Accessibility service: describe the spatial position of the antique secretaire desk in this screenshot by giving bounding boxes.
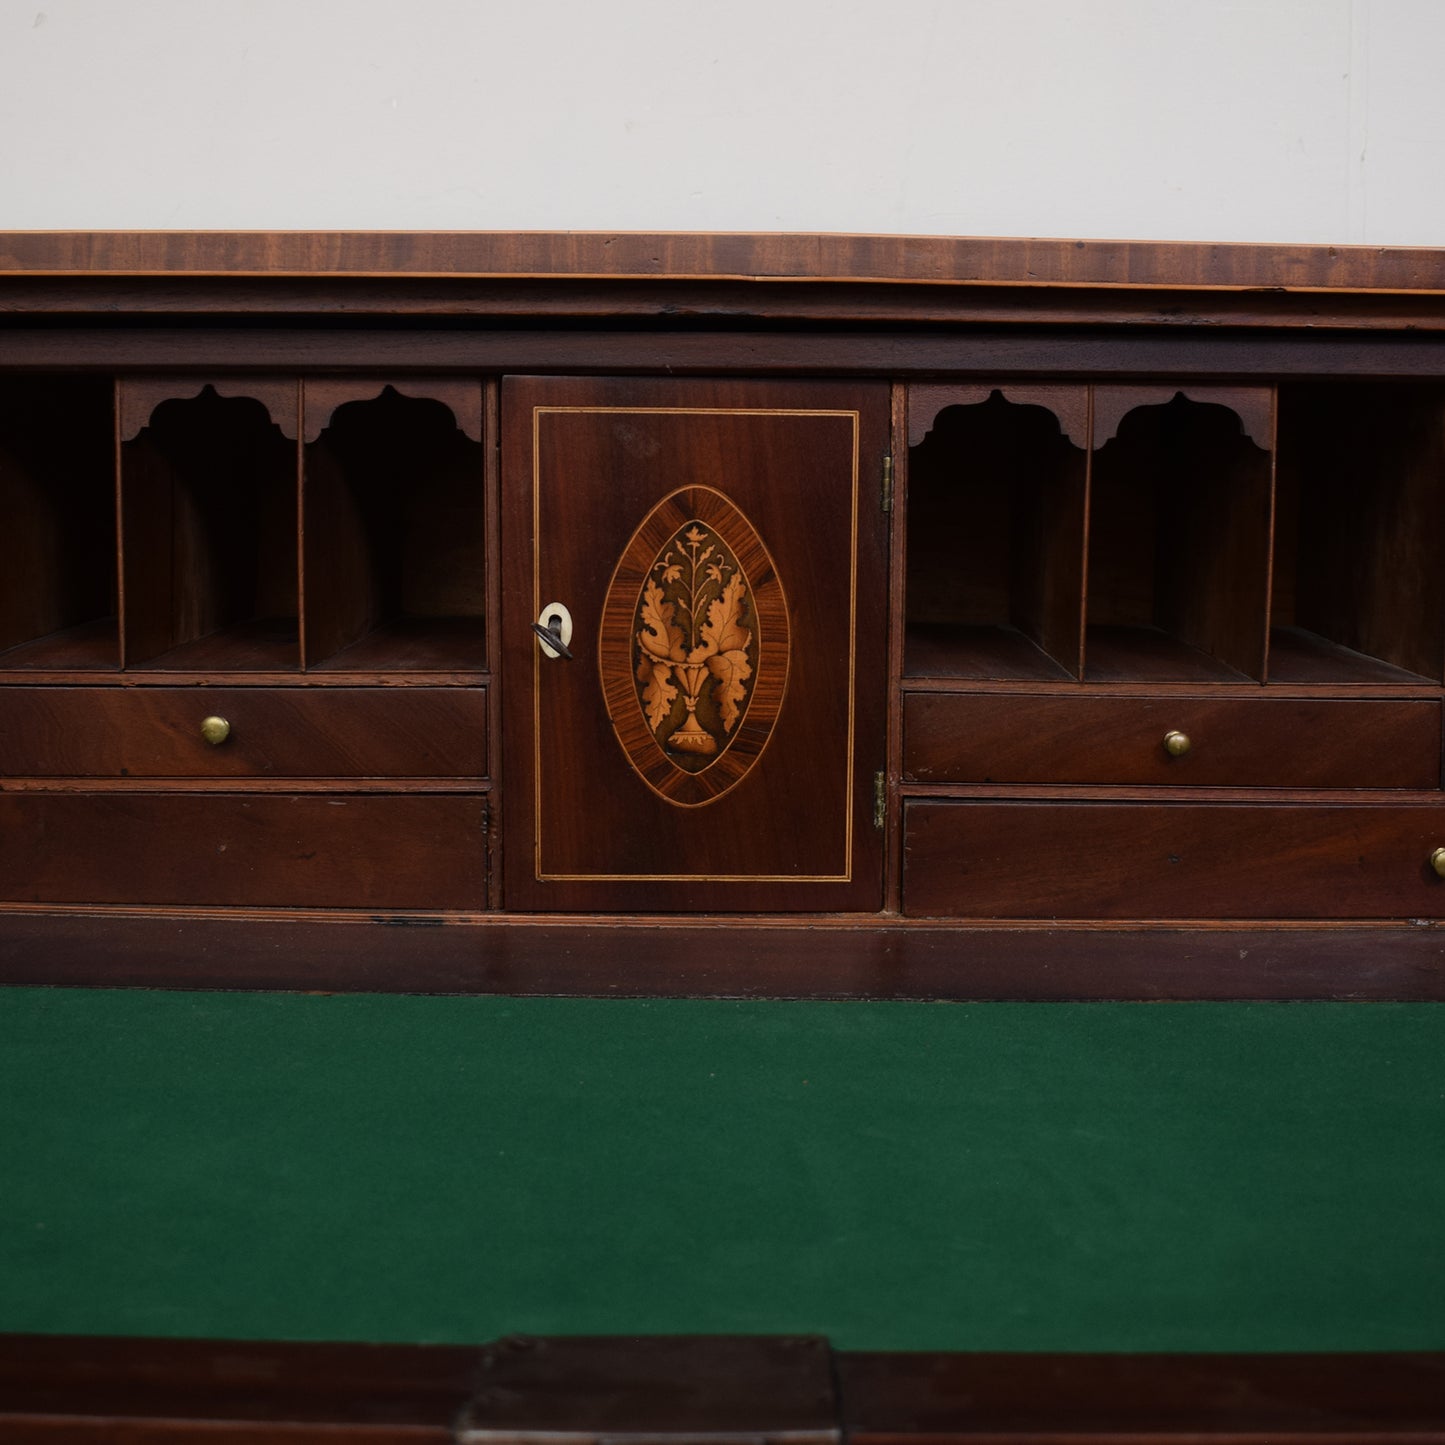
[0,233,1442,1439]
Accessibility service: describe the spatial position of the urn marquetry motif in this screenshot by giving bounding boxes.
[599,485,789,806]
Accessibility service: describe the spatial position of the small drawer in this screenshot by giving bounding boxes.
[0,686,486,778]
[904,799,1445,919]
[0,792,486,909]
[903,693,1441,788]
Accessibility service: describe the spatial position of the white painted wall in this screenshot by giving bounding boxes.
[2,0,1443,244]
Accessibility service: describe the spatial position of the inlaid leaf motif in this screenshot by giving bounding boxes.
[701,574,750,656]
[639,660,679,732]
[638,580,685,663]
[706,648,752,733]
[701,574,753,732]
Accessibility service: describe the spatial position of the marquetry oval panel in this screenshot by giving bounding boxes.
[599,485,789,806]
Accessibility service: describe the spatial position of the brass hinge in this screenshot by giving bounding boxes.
[881,453,894,513]
[873,770,887,830]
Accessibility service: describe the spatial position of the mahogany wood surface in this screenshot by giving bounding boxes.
[0,686,487,779]
[16,277,1445,332]
[0,1334,478,1443]
[118,377,300,442]
[12,327,1445,380]
[903,694,1441,789]
[5,231,1445,293]
[0,793,486,910]
[0,1335,1441,1443]
[904,800,1445,920]
[501,376,889,913]
[4,232,1445,994]
[0,619,119,672]
[2,911,1443,999]
[837,1349,1445,1443]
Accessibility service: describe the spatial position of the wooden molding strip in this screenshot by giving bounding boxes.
[3,911,1444,999]
[4,231,1445,294]
[0,1335,1441,1441]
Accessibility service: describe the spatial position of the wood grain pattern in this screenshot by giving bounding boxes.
[2,233,1445,992]
[5,231,1445,294]
[903,694,1440,789]
[0,686,486,778]
[904,799,1445,920]
[0,793,486,909]
[501,377,889,914]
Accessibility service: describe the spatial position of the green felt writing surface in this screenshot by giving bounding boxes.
[1,990,1442,1350]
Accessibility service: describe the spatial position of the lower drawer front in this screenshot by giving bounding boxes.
[903,694,1441,788]
[0,793,486,909]
[0,687,487,778]
[904,800,1445,919]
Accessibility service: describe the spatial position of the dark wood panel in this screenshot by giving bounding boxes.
[0,1335,1441,1443]
[13,277,1445,332]
[10,328,1445,380]
[0,1334,477,1442]
[460,1335,837,1442]
[3,912,1444,1000]
[904,694,1441,789]
[904,800,1445,920]
[838,1350,1445,1443]
[0,686,486,778]
[501,377,888,913]
[0,793,485,909]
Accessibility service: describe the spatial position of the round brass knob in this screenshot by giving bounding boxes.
[200,715,231,746]
[1430,848,1445,878]
[1163,730,1192,757]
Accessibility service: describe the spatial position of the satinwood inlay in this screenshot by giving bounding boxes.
[600,485,788,806]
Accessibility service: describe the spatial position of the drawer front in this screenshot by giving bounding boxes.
[0,687,486,778]
[904,693,1441,788]
[904,800,1445,919]
[0,793,486,909]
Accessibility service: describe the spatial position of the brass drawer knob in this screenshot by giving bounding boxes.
[1430,848,1445,878]
[200,715,232,746]
[1163,730,1192,757]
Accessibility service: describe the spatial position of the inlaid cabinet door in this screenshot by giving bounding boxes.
[501,378,889,912]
